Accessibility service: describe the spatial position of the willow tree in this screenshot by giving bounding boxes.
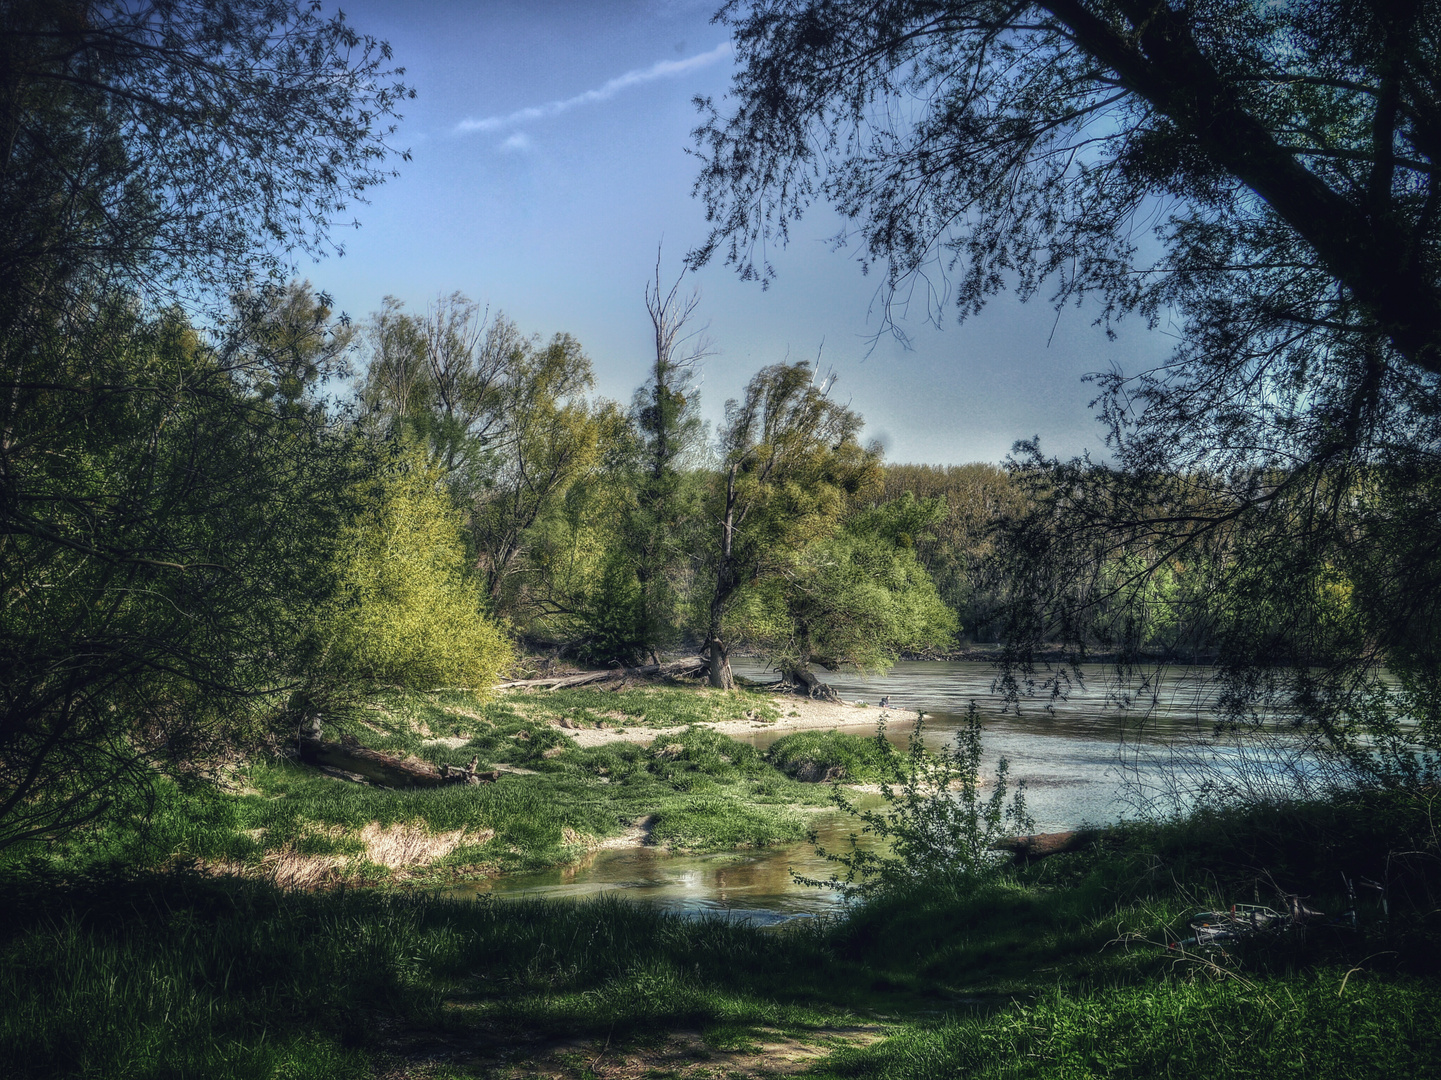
[741,494,959,698]
[702,361,880,688]
[322,441,512,690]
[692,0,1441,776]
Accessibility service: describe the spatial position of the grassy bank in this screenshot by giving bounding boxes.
[11,684,841,888]
[4,785,1439,1078]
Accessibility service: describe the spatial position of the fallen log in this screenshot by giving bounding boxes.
[989,829,1108,861]
[499,656,706,690]
[297,738,497,788]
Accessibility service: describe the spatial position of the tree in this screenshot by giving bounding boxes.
[624,255,712,660]
[0,1,409,848]
[321,440,512,689]
[693,0,1440,369]
[746,493,959,697]
[467,333,626,613]
[359,294,518,484]
[0,0,410,312]
[0,293,358,849]
[692,0,1441,772]
[882,464,1031,642]
[702,360,880,688]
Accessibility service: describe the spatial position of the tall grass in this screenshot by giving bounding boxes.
[0,869,849,1080]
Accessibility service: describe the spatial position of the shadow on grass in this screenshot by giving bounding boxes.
[0,865,908,1079]
[4,790,1441,1078]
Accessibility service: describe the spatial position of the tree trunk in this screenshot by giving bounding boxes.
[783,663,839,703]
[708,637,734,689]
[706,462,741,690]
[988,828,1107,862]
[500,656,704,689]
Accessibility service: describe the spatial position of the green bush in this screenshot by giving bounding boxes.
[804,705,1031,898]
[321,442,512,689]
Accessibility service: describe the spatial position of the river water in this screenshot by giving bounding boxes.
[454,660,1313,923]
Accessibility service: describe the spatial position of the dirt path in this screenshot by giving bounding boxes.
[373,1021,890,1079]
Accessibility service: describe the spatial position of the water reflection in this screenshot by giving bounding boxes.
[447,812,872,924]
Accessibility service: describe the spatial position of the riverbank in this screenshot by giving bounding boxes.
[5,790,1438,1078]
[10,682,902,891]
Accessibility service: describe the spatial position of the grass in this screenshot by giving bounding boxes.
[813,976,1441,1079]
[12,685,829,888]
[5,681,1441,1077]
[766,729,895,783]
[4,791,1440,1078]
[0,869,867,1080]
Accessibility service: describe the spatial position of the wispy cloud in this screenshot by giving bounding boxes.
[500,132,532,152]
[455,41,732,135]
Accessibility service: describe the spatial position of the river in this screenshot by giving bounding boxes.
[452,660,1316,923]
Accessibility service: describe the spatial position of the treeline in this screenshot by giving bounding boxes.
[346,283,962,691]
[11,261,1378,850]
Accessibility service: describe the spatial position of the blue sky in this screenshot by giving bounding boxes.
[313,0,1169,464]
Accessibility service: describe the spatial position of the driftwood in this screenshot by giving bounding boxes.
[297,738,497,788]
[989,829,1108,862]
[499,656,706,690]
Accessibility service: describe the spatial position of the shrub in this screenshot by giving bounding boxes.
[801,703,1032,897]
[321,443,511,689]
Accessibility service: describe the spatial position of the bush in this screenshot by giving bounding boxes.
[321,443,512,689]
[802,703,1032,898]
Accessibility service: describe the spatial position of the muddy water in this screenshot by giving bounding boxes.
[447,811,872,926]
[458,660,1294,922]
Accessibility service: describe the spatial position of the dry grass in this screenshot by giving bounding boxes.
[560,826,599,849]
[359,822,491,869]
[205,822,496,887]
[420,735,471,750]
[261,850,349,890]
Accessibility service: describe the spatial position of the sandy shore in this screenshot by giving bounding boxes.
[559,694,917,748]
